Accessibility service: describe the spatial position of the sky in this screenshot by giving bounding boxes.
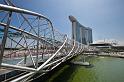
[1,0,124,45]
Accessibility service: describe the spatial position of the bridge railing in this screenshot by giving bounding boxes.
[0,2,89,82]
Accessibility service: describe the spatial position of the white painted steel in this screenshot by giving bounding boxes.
[0,3,91,82]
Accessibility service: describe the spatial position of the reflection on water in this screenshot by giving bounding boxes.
[40,56,124,82]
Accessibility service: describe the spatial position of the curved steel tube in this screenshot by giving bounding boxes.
[37,35,67,71]
[0,3,88,82]
[0,4,53,28]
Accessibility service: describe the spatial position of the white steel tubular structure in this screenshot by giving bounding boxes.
[0,1,92,82]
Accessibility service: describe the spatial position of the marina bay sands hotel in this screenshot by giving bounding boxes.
[69,16,93,45]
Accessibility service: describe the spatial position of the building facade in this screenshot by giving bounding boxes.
[69,15,93,45]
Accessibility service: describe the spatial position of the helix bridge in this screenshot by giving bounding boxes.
[0,0,95,82]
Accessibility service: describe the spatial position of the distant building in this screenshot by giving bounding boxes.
[69,15,93,45]
[90,42,112,49]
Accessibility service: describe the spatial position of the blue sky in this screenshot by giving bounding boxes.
[1,0,124,44]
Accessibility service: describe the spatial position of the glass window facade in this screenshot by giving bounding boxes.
[69,16,93,45]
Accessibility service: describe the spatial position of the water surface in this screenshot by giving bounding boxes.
[44,56,124,82]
